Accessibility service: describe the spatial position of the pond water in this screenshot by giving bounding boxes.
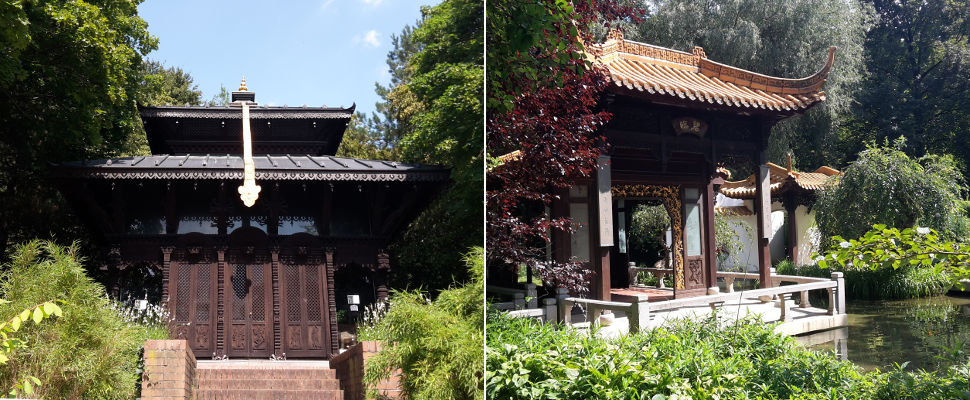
[795,294,970,372]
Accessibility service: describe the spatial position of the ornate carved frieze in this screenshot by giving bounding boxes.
[611,184,686,289]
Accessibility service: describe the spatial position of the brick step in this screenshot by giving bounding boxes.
[197,368,337,380]
[194,389,343,400]
[197,378,341,390]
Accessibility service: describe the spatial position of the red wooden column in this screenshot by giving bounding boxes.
[594,155,613,301]
[756,164,772,288]
[784,195,799,264]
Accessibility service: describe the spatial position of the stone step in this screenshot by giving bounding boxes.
[196,368,337,380]
[194,389,343,400]
[197,378,341,390]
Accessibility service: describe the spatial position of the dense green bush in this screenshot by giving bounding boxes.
[359,247,484,400]
[814,140,967,242]
[776,260,950,300]
[486,312,970,399]
[0,241,168,399]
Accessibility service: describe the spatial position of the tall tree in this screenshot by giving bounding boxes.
[0,0,156,248]
[486,1,643,292]
[386,0,483,291]
[851,0,970,171]
[363,25,420,160]
[336,113,395,160]
[628,0,874,169]
[139,60,202,106]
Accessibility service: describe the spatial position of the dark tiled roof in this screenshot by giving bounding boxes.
[55,155,449,182]
[138,104,355,120]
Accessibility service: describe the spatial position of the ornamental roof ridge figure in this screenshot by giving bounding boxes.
[235,77,261,207]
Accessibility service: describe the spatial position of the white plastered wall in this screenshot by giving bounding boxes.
[715,194,820,272]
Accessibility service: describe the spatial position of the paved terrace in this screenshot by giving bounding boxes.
[498,271,848,339]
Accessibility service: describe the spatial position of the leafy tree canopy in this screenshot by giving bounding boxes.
[0,0,156,248]
[389,0,484,291]
[138,60,202,106]
[814,139,967,242]
[849,0,970,171]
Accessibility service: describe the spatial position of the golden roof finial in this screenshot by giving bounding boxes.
[238,76,248,91]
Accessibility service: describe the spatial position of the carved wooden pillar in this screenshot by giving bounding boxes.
[270,247,282,357]
[217,183,228,236]
[216,247,226,357]
[376,250,390,300]
[325,248,338,356]
[161,247,175,309]
[268,184,280,236]
[110,182,125,234]
[165,181,177,234]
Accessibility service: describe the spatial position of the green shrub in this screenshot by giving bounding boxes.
[486,312,970,399]
[778,261,949,300]
[359,247,484,400]
[0,241,168,399]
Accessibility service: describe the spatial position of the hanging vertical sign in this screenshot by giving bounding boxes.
[597,155,613,247]
[758,164,771,238]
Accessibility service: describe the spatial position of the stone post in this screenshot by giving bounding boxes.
[524,283,538,309]
[141,340,196,399]
[626,294,650,334]
[831,272,845,314]
[543,298,557,323]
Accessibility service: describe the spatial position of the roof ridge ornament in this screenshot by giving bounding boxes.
[239,76,248,91]
[238,101,261,207]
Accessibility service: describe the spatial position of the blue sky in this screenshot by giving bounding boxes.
[138,0,440,114]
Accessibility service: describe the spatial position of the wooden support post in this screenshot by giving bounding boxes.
[756,163,772,288]
[785,195,798,264]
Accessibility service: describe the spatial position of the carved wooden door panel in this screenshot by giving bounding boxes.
[226,263,272,358]
[282,263,329,358]
[170,262,215,356]
[682,188,706,291]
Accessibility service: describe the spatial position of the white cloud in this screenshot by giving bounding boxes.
[361,0,383,6]
[363,30,380,47]
[320,0,335,11]
[353,30,381,48]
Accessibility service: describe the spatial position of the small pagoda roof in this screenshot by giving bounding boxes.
[54,155,449,182]
[589,30,835,116]
[719,159,839,199]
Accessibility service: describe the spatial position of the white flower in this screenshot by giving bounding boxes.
[839,241,851,248]
[917,227,931,235]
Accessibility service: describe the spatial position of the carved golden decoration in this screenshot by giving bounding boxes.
[238,101,261,206]
[238,76,248,91]
[611,184,685,289]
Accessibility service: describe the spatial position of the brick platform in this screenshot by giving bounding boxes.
[140,340,345,399]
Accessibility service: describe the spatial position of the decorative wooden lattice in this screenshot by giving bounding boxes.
[306,265,321,321]
[196,264,210,322]
[611,184,686,289]
[251,264,264,321]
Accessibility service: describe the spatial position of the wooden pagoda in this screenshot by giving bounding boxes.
[54,83,449,359]
[555,30,835,300]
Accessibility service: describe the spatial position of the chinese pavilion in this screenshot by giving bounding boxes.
[717,157,840,268]
[54,82,449,359]
[551,30,835,300]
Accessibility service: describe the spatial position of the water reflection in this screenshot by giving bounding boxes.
[795,295,970,371]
